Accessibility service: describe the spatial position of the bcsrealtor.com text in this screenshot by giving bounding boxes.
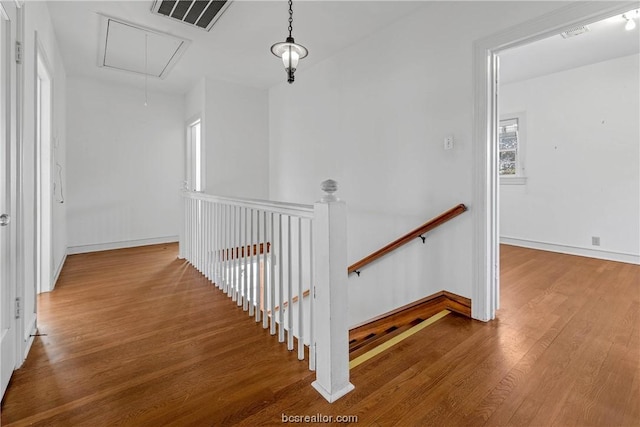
[282,413,358,423]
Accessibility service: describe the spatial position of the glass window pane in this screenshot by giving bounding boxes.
[500,150,516,163]
[499,161,516,175]
[499,116,521,176]
[499,133,518,150]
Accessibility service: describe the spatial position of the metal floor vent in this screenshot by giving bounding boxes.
[560,25,590,39]
[151,1,231,31]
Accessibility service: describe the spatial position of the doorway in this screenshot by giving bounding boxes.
[471,1,639,321]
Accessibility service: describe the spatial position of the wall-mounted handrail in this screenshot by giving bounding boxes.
[347,204,467,275]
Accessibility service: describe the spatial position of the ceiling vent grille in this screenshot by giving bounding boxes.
[560,25,590,39]
[151,1,231,31]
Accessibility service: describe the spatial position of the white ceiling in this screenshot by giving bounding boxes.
[46,2,640,94]
[500,10,640,84]
[47,0,427,94]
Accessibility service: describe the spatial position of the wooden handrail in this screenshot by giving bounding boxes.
[347,204,467,275]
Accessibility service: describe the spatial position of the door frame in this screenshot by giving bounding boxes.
[34,32,53,295]
[471,1,639,321]
[0,0,20,399]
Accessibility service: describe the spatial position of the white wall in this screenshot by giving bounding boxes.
[268,1,566,326]
[204,78,269,199]
[66,77,184,253]
[500,54,640,264]
[19,0,67,357]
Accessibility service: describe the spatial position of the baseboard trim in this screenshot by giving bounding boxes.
[67,236,179,255]
[500,236,640,265]
[52,253,67,291]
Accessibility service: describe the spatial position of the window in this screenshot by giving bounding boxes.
[499,114,527,184]
[186,117,203,191]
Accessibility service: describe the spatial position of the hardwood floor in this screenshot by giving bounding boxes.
[1,244,638,426]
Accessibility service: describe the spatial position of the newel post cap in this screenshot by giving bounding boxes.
[320,179,339,202]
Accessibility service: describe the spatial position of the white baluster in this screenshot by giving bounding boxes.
[248,209,254,317]
[236,206,242,306]
[309,218,315,371]
[197,200,202,272]
[189,198,194,263]
[287,215,293,351]
[243,207,249,311]
[298,216,304,360]
[278,213,284,343]
[231,205,237,301]
[262,211,268,329]
[214,202,219,287]
[185,196,190,261]
[228,204,233,295]
[224,204,231,295]
[193,199,198,270]
[255,210,262,323]
[179,194,185,259]
[204,201,210,279]
[269,212,276,335]
[216,202,222,287]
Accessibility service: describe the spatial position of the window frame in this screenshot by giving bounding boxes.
[499,112,527,185]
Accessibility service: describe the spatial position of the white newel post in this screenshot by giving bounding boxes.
[311,179,354,403]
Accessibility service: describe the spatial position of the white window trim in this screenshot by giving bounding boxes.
[499,111,527,185]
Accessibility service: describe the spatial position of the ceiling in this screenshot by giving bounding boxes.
[47,1,427,94]
[500,9,640,84]
[46,2,640,95]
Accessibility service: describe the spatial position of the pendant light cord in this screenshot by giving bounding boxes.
[288,0,293,38]
[144,34,148,106]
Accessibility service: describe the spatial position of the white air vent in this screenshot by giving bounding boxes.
[560,25,590,39]
[97,15,191,79]
[151,0,232,31]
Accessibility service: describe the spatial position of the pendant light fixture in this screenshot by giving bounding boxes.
[270,0,308,84]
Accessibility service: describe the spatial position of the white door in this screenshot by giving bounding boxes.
[0,0,18,399]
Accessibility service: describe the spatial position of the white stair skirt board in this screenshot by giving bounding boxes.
[500,236,640,265]
[67,236,179,255]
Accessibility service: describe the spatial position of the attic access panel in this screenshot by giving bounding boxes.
[97,15,190,79]
[151,1,232,31]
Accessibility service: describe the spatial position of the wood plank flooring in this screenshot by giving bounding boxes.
[1,243,638,426]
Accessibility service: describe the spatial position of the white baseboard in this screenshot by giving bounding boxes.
[21,315,37,365]
[67,236,179,255]
[51,252,67,291]
[500,236,640,265]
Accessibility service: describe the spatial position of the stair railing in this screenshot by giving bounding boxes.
[180,180,353,403]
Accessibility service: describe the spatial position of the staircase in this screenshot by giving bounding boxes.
[348,290,470,368]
